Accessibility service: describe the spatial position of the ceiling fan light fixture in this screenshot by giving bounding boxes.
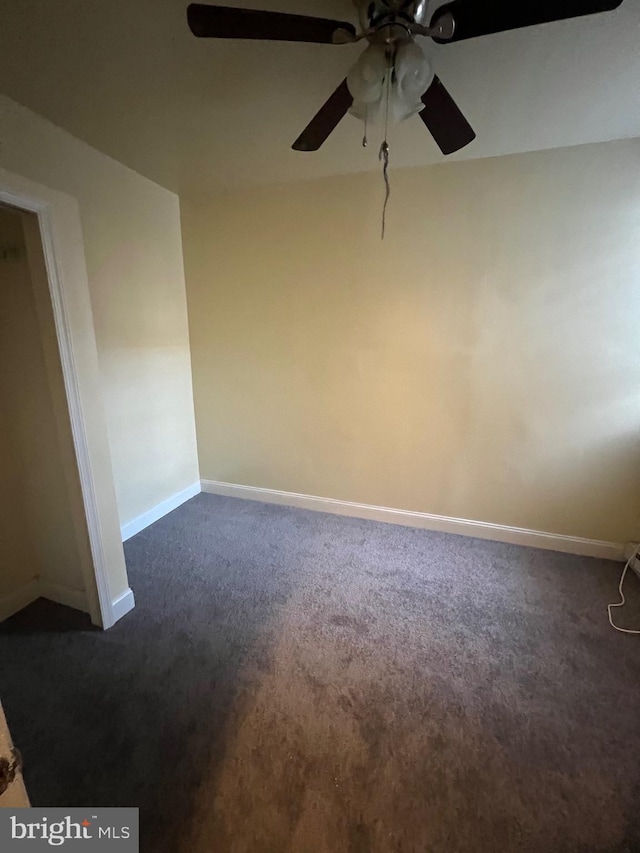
[347,41,433,124]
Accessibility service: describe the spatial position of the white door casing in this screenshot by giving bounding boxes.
[0,167,133,629]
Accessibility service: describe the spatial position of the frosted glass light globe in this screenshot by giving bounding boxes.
[347,41,433,124]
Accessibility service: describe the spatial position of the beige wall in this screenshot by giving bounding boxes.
[0,401,35,598]
[0,95,199,528]
[0,205,85,601]
[0,209,38,599]
[183,138,640,544]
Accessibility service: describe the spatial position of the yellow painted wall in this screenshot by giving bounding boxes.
[0,206,38,598]
[0,205,85,600]
[0,95,199,528]
[182,138,640,544]
[0,403,35,598]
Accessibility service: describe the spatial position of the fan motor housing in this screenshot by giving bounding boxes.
[354,0,431,29]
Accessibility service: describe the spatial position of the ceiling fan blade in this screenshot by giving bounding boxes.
[432,0,623,43]
[418,76,476,155]
[292,80,353,151]
[187,4,356,43]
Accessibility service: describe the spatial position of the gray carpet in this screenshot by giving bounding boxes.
[1,493,639,852]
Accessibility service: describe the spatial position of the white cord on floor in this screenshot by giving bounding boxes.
[608,553,640,634]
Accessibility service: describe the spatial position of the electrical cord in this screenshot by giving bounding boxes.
[608,550,640,634]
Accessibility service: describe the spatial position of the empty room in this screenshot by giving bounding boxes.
[0,1,639,850]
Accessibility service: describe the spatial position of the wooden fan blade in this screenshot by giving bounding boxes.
[292,80,353,151]
[432,0,623,43]
[418,76,476,155]
[187,4,356,43]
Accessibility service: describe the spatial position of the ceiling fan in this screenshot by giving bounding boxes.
[187,0,624,155]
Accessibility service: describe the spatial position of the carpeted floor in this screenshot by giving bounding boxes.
[1,493,639,852]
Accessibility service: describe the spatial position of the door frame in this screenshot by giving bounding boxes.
[0,168,133,629]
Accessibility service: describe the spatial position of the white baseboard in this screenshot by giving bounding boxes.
[110,587,136,624]
[0,579,40,623]
[121,481,201,542]
[201,479,625,562]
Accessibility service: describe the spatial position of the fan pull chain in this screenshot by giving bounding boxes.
[379,141,390,240]
[363,107,369,148]
[378,49,394,241]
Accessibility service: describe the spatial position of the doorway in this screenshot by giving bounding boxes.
[0,170,133,629]
[0,202,94,620]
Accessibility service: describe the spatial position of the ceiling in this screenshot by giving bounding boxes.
[0,0,638,194]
